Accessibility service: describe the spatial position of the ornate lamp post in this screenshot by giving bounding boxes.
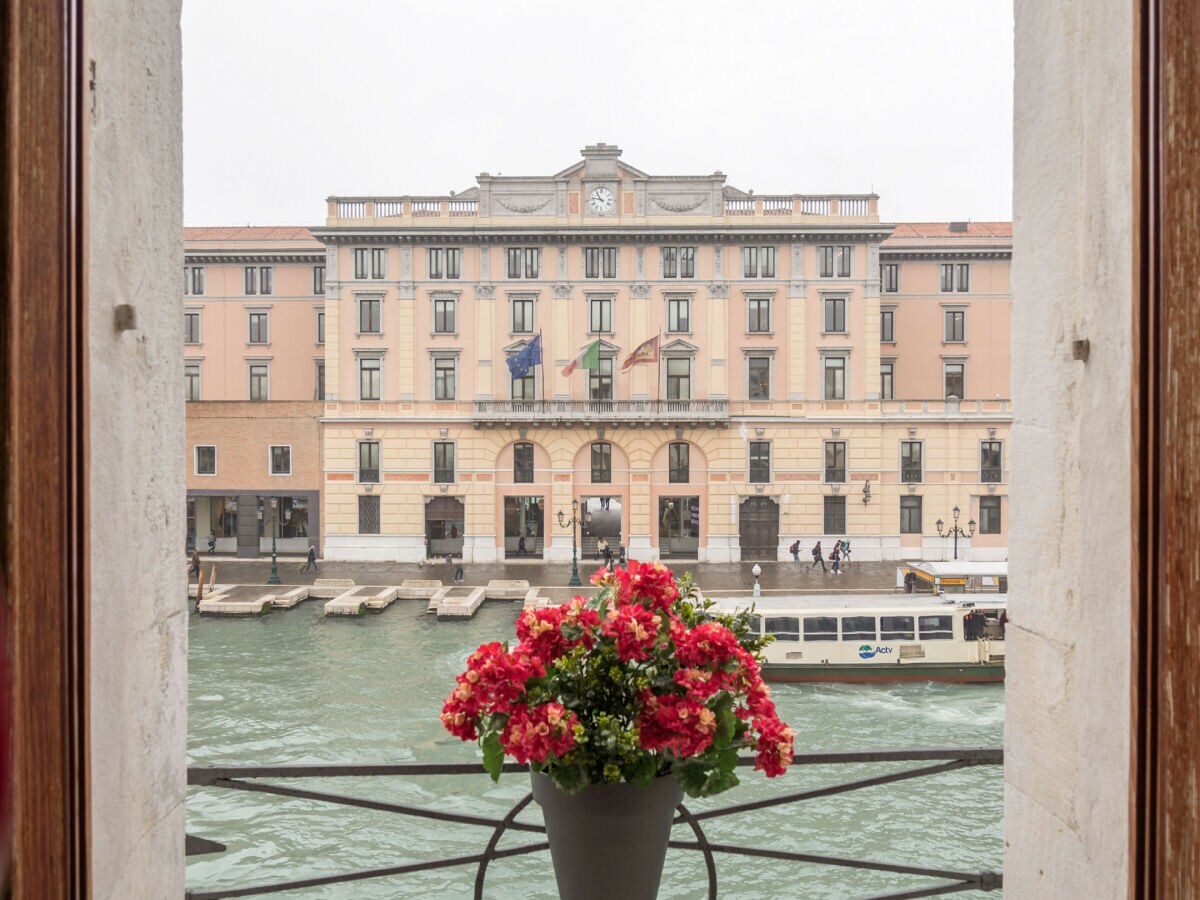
[557,499,583,588]
[266,496,282,585]
[935,505,976,561]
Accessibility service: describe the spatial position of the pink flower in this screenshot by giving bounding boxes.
[676,622,741,668]
[752,716,795,777]
[637,692,719,757]
[608,561,680,612]
[440,641,547,742]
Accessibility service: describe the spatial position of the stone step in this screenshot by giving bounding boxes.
[324,588,367,616]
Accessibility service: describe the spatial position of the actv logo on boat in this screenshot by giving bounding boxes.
[857,645,895,659]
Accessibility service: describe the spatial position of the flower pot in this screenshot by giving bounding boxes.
[531,771,683,900]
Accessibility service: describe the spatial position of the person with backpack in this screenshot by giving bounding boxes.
[830,541,842,576]
[840,538,851,569]
[811,540,826,572]
[789,539,801,562]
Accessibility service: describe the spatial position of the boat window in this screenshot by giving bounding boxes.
[749,614,763,636]
[803,616,838,642]
[880,615,915,641]
[765,617,800,641]
[918,615,954,640]
[841,616,877,641]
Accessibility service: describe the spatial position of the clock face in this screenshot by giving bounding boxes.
[588,186,615,213]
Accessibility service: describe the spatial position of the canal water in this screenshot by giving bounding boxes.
[187,601,1003,899]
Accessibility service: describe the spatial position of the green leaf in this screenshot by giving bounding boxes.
[630,754,658,787]
[715,704,737,746]
[481,731,505,782]
[674,759,710,797]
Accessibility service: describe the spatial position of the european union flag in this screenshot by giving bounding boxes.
[507,334,542,379]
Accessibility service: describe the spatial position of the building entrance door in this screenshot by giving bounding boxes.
[582,496,623,563]
[425,497,465,558]
[658,496,699,559]
[738,497,779,560]
[504,496,544,558]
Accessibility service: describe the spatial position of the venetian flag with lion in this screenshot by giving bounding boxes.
[620,334,660,372]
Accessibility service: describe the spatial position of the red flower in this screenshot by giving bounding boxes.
[637,692,719,757]
[601,604,662,662]
[607,560,680,612]
[439,641,546,743]
[752,716,795,777]
[501,702,579,764]
[676,622,741,668]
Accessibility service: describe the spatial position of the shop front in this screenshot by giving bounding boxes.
[187,491,319,558]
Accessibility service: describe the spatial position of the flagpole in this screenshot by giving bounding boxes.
[657,332,662,403]
[539,330,545,405]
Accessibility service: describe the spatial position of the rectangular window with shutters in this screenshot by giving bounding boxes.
[748,441,771,483]
[979,495,1002,533]
[184,265,205,295]
[662,246,678,279]
[354,248,369,279]
[585,247,618,278]
[427,247,460,280]
[358,441,380,483]
[433,441,455,483]
[818,245,835,277]
[834,245,852,277]
[370,248,386,279]
[358,495,381,535]
[824,495,846,533]
[900,495,923,533]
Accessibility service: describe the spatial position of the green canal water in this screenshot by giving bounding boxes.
[187,601,1004,899]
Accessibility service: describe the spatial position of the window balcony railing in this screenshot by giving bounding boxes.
[358,469,380,484]
[825,467,847,483]
[901,468,924,483]
[980,468,1002,483]
[473,399,729,426]
[186,748,1002,899]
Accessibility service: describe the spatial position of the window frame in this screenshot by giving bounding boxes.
[358,494,381,535]
[316,310,325,344]
[588,356,614,401]
[665,357,692,401]
[666,294,691,333]
[358,293,382,334]
[184,265,205,296]
[746,293,772,333]
[823,495,847,533]
[824,295,847,333]
[248,363,269,401]
[979,495,1002,534]
[247,310,269,344]
[747,356,772,401]
[900,495,923,534]
[432,355,457,401]
[432,293,457,334]
[513,442,534,484]
[880,360,895,400]
[312,265,325,295]
[748,440,771,483]
[591,442,612,483]
[184,310,201,344]
[900,440,923,483]
[510,294,535,333]
[944,308,966,342]
[668,441,690,483]
[194,444,216,476]
[357,440,380,484]
[944,361,965,400]
[358,356,382,401]
[824,440,847,482]
[588,293,614,334]
[268,444,292,477]
[881,262,899,292]
[823,355,846,400]
[880,308,895,342]
[433,441,456,483]
[981,440,1003,482]
[315,359,325,401]
[185,363,201,401]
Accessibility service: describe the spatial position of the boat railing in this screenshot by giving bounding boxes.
[185,748,1003,898]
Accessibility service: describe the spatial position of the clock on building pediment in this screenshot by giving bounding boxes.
[586,185,616,215]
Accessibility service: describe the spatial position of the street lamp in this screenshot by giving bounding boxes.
[935,505,976,560]
[266,496,281,585]
[752,563,762,598]
[557,499,582,587]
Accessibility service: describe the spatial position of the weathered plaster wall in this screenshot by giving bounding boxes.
[87,0,185,896]
[1008,0,1132,894]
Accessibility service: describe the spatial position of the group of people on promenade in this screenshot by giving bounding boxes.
[789,538,851,575]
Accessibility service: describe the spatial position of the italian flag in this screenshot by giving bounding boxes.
[561,339,601,376]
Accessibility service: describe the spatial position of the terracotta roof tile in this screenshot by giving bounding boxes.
[887,222,1012,239]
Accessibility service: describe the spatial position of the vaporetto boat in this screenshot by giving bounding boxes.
[709,592,1007,684]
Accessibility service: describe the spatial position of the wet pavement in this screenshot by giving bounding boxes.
[192,553,904,600]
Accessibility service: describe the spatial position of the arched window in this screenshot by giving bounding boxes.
[514,442,534,483]
[669,442,690,483]
[591,442,612,483]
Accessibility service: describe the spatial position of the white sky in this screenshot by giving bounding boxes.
[182,0,1013,227]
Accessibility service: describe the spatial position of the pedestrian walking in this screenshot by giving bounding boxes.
[830,542,842,576]
[840,538,851,569]
[810,541,826,572]
[189,548,201,577]
[304,544,318,573]
[789,539,801,562]
[597,535,608,562]
[517,534,528,555]
[454,561,465,584]
[207,530,216,554]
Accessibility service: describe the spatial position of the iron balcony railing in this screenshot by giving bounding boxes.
[186,747,1002,899]
[472,399,730,426]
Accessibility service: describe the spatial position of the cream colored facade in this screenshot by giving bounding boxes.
[305,144,1012,563]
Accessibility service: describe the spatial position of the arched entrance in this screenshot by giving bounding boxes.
[738,497,779,561]
[658,496,700,559]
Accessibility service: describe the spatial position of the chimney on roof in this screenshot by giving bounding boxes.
[949,221,969,233]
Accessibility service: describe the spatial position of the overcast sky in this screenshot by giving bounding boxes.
[182,0,1013,227]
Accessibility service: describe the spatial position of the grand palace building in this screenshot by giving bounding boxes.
[184,144,1011,563]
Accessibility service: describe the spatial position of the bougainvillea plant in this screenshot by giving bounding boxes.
[441,561,794,797]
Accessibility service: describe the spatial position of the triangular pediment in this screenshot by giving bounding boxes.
[551,159,651,181]
[502,337,538,353]
[662,338,699,354]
